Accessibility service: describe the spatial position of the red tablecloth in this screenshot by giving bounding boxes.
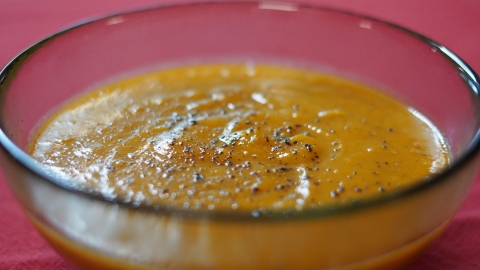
[1,1,479,269]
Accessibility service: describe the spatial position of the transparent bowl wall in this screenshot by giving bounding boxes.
[1,2,480,270]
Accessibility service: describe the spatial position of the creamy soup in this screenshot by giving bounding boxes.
[29,64,449,212]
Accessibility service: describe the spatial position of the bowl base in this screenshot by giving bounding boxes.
[28,213,450,270]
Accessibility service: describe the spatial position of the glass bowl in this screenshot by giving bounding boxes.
[1,2,479,269]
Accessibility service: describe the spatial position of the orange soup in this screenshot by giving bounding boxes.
[29,64,449,212]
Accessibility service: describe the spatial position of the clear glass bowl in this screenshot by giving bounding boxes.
[1,2,480,269]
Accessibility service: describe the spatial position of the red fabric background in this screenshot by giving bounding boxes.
[1,1,479,269]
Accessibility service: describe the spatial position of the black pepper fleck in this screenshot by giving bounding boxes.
[305,144,312,152]
[192,172,204,182]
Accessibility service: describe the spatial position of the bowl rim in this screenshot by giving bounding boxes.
[1,1,480,221]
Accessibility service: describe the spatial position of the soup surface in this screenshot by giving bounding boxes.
[29,64,449,211]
